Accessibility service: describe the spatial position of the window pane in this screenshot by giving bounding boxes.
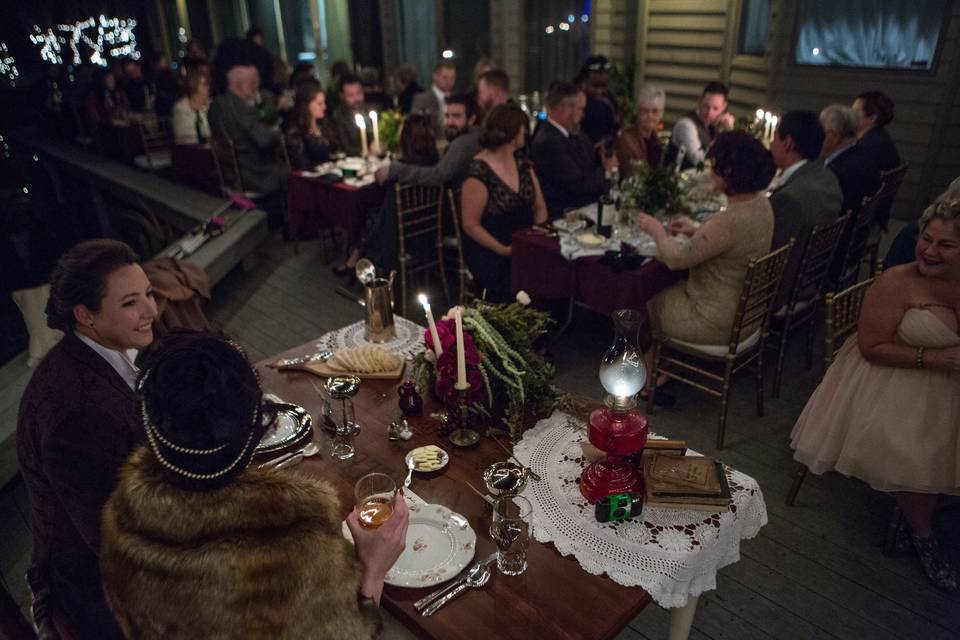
[795,0,948,70]
[739,0,770,56]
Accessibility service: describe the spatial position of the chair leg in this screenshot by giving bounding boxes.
[755,349,766,418]
[400,264,408,318]
[785,463,807,506]
[804,311,817,371]
[716,358,735,449]
[771,329,788,399]
[646,340,661,416]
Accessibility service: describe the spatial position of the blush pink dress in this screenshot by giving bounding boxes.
[790,308,960,494]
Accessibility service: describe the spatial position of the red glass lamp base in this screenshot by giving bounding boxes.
[580,455,644,503]
[579,405,649,504]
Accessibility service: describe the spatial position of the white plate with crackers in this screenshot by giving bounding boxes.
[406,445,449,473]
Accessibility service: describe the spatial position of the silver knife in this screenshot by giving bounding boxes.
[413,552,496,612]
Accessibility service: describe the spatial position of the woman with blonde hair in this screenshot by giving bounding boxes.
[791,196,960,592]
[171,70,211,145]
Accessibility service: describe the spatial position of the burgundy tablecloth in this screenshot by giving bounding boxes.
[510,228,684,316]
[171,144,218,195]
[286,173,386,243]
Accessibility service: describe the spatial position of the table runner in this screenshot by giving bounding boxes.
[513,411,767,608]
[315,316,425,359]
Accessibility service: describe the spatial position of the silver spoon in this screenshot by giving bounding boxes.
[421,564,492,616]
[404,456,416,488]
[355,258,376,285]
[272,442,321,470]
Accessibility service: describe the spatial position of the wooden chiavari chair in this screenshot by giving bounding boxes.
[769,216,849,398]
[646,241,794,449]
[133,115,173,171]
[395,183,447,316]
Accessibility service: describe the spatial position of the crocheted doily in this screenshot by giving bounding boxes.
[512,412,768,608]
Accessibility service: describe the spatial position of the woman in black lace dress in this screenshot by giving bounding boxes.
[284,80,337,169]
[461,104,548,301]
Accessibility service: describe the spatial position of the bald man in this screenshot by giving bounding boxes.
[208,65,283,196]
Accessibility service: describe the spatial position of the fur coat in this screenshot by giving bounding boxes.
[100,448,380,639]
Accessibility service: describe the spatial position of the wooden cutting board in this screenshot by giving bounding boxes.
[278,359,406,380]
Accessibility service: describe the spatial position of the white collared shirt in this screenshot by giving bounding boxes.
[823,141,856,167]
[77,333,139,391]
[548,117,570,138]
[432,84,447,109]
[768,159,808,191]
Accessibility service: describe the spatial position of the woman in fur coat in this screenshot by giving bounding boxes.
[100,331,409,639]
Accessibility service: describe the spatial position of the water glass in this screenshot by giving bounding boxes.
[490,496,532,576]
[330,396,359,460]
[354,473,396,529]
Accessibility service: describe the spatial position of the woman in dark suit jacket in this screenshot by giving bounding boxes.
[16,239,157,639]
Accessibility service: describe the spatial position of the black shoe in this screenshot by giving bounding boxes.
[912,534,959,592]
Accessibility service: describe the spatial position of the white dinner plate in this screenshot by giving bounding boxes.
[342,499,476,588]
[405,445,450,473]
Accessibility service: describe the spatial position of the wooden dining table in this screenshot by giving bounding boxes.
[256,340,656,640]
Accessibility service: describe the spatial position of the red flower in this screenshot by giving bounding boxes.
[432,329,485,405]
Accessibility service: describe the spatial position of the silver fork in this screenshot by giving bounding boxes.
[413,552,497,612]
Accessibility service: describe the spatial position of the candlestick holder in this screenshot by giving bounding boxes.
[446,387,479,447]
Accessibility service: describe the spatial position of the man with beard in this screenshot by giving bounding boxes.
[376,94,480,188]
[475,69,510,120]
[531,82,614,218]
[329,74,373,156]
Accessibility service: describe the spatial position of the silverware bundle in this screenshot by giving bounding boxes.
[414,552,497,616]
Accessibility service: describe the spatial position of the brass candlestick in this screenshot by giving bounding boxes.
[447,386,479,447]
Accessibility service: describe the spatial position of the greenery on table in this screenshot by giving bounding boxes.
[620,161,686,219]
[609,63,636,128]
[378,109,404,154]
[412,300,559,441]
[735,115,766,143]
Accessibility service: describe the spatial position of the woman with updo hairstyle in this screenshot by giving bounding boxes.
[460,103,548,301]
[635,131,774,398]
[791,198,960,592]
[17,239,157,639]
[284,78,337,169]
[100,330,409,638]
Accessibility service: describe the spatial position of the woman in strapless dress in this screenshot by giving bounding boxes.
[791,198,960,592]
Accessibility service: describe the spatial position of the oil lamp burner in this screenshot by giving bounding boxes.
[580,309,649,503]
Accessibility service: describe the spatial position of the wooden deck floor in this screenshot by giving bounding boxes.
[2,233,958,639]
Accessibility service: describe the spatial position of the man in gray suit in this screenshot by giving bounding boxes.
[375,94,479,188]
[769,110,842,307]
[207,65,283,196]
[411,61,456,139]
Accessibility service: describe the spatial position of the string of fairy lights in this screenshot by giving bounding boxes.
[27,15,139,69]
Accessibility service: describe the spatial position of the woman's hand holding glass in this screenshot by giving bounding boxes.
[347,489,410,603]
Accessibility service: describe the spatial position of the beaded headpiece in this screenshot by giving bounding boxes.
[138,337,263,482]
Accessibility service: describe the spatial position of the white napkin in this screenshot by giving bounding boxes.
[559,234,615,261]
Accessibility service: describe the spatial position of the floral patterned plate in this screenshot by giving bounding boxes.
[342,498,476,588]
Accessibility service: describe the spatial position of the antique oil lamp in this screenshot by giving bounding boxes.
[579,310,649,503]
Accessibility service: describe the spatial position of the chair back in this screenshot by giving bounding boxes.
[786,215,849,311]
[395,183,445,314]
[209,135,244,194]
[727,241,795,351]
[446,188,470,304]
[836,198,876,289]
[824,277,873,367]
[874,163,908,232]
[134,116,173,169]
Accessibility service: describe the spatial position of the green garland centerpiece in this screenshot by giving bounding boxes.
[377,109,404,154]
[620,161,686,221]
[412,293,559,440]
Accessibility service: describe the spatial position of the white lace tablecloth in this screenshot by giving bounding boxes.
[316,316,425,359]
[513,412,767,609]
